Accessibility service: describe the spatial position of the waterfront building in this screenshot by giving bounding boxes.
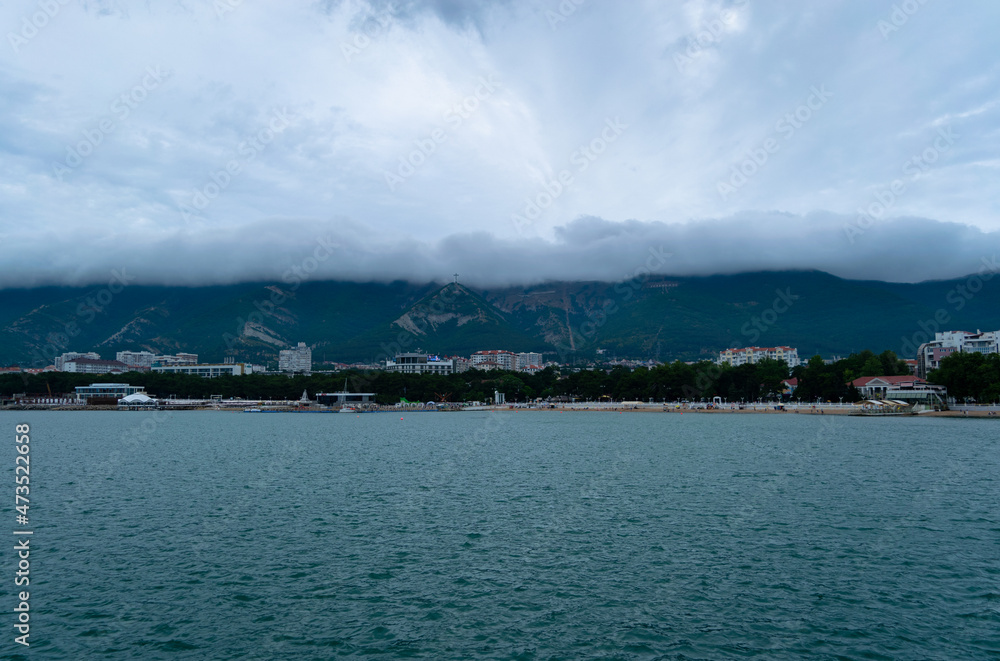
[279,342,312,375]
[75,383,146,402]
[850,375,946,407]
[315,391,377,406]
[118,393,158,408]
[717,346,800,368]
[385,353,455,375]
[916,330,1000,378]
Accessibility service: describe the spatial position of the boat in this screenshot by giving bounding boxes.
[244,408,262,412]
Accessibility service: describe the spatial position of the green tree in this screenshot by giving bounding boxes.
[861,357,883,377]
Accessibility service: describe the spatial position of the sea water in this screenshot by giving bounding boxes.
[3,410,998,659]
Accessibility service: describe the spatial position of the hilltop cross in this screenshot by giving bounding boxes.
[453,273,459,284]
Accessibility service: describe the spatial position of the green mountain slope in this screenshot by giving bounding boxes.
[2,270,999,367]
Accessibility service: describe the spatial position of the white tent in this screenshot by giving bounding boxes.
[119,393,155,406]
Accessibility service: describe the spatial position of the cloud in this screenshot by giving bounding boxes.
[0,2,998,290]
[1,214,996,289]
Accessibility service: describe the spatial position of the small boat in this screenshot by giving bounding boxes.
[244,408,262,412]
[339,406,357,414]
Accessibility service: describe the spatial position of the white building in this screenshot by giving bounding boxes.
[62,358,129,374]
[154,353,198,366]
[115,351,199,369]
[152,363,253,378]
[116,350,156,368]
[717,346,800,368]
[472,350,516,370]
[55,352,100,370]
[515,352,544,371]
[472,360,500,371]
[75,383,146,402]
[916,330,1000,378]
[385,353,455,375]
[279,342,312,374]
[850,376,947,407]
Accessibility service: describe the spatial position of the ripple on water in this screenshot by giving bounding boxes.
[17,410,1000,660]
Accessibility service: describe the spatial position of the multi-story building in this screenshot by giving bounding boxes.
[472,350,516,370]
[151,363,254,378]
[116,350,157,368]
[385,353,455,375]
[62,358,129,374]
[279,342,312,375]
[515,352,543,371]
[717,346,800,368]
[154,353,199,366]
[55,352,100,370]
[113,351,199,369]
[916,330,1000,378]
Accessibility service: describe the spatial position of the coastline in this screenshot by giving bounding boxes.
[2,405,997,417]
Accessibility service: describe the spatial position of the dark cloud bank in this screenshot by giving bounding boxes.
[2,213,998,289]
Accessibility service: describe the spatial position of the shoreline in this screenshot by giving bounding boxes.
[2,405,997,418]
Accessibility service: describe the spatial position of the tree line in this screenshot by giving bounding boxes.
[2,349,942,405]
[928,351,1000,402]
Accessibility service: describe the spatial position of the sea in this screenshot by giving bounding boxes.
[2,410,998,660]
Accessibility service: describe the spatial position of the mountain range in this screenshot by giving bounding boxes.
[2,269,999,368]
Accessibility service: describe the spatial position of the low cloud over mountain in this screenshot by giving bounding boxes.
[3,213,997,289]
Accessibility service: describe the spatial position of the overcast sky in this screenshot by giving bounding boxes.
[1,0,999,288]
